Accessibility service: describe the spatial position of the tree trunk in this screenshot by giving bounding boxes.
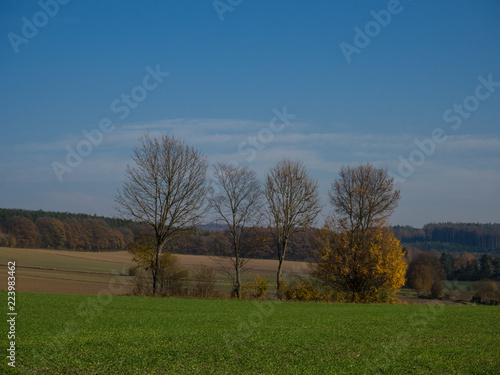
[235,262,241,299]
[276,239,287,297]
[153,252,160,295]
[276,259,283,296]
[234,237,242,298]
[153,241,163,295]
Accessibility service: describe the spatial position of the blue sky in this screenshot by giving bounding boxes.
[1,0,499,227]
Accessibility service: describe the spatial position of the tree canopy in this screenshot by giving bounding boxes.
[315,163,406,302]
[115,133,210,294]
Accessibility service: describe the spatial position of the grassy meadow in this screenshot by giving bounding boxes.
[1,247,499,374]
[1,292,499,374]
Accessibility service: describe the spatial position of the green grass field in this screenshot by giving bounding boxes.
[2,292,499,374]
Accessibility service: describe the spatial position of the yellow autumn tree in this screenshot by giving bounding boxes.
[314,163,407,302]
[314,221,407,302]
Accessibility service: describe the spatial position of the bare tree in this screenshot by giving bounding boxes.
[265,158,321,293]
[210,163,264,298]
[329,163,400,234]
[115,133,210,294]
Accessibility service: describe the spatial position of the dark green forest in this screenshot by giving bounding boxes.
[393,223,500,253]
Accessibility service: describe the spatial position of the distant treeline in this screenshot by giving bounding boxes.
[0,208,136,251]
[179,227,315,262]
[0,208,314,259]
[404,246,500,282]
[393,223,500,254]
[1,208,499,256]
[0,208,132,228]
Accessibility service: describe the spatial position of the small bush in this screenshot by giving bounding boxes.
[194,266,217,297]
[132,274,151,296]
[128,265,140,276]
[431,280,444,299]
[130,253,190,296]
[406,254,445,295]
[277,280,287,300]
[158,269,189,296]
[472,280,500,305]
[285,279,322,301]
[242,275,269,299]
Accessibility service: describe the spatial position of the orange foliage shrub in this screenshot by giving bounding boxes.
[242,274,269,299]
[314,223,407,302]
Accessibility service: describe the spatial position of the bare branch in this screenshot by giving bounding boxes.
[329,163,400,234]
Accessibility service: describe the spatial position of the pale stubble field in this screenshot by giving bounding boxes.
[0,247,310,295]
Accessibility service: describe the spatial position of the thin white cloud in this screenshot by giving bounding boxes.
[121,118,269,133]
[2,117,499,226]
[439,134,500,152]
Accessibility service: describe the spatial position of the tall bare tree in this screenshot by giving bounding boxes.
[265,158,321,293]
[210,163,264,298]
[329,163,400,234]
[115,133,210,294]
